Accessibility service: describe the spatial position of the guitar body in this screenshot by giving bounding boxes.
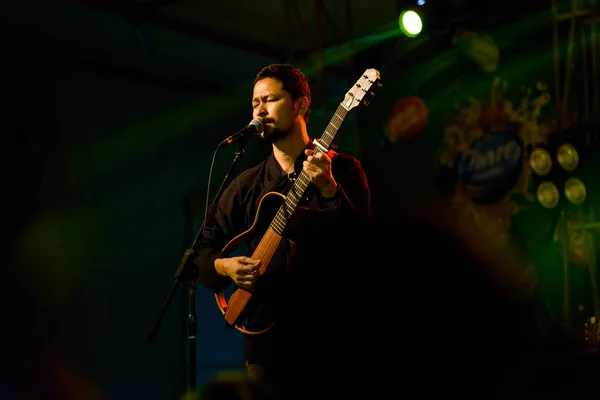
[214,191,287,335]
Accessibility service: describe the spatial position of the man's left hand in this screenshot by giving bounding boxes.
[303,149,337,198]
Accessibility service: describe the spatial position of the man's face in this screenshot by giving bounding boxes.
[252,77,302,143]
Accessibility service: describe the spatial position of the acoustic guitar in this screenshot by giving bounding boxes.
[214,68,381,335]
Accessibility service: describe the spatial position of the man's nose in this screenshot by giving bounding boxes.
[254,103,267,117]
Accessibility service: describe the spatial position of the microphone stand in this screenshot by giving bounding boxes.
[146,138,248,393]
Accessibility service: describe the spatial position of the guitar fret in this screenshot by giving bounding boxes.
[273,216,284,229]
[276,211,285,223]
[273,217,285,235]
[299,176,309,187]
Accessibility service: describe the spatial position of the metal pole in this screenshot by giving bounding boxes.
[562,210,572,327]
[589,0,599,122]
[561,0,578,123]
[552,0,562,126]
[581,21,590,121]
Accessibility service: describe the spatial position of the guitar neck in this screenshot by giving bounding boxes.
[270,104,349,235]
[317,103,349,149]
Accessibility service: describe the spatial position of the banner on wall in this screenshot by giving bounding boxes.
[440,77,556,238]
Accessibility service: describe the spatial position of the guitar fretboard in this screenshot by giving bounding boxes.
[270,104,349,235]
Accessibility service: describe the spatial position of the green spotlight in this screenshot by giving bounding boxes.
[399,10,422,38]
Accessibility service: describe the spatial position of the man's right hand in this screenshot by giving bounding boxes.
[214,256,261,291]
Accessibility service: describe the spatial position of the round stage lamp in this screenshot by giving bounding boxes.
[564,177,586,205]
[536,181,560,209]
[399,10,423,38]
[530,148,552,175]
[557,143,579,171]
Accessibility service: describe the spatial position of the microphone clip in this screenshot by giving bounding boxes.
[218,119,264,148]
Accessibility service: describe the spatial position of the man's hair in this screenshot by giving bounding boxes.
[253,64,311,122]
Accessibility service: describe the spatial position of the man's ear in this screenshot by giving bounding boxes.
[297,97,309,116]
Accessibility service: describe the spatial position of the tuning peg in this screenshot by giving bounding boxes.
[376,82,382,88]
[369,91,376,97]
[363,100,370,107]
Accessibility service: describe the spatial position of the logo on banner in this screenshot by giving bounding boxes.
[455,130,523,204]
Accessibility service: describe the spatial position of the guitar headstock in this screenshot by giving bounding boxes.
[342,68,382,111]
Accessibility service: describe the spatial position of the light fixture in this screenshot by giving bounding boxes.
[399,10,423,38]
[557,143,579,172]
[564,177,587,205]
[536,181,560,209]
[528,125,592,210]
[530,148,553,176]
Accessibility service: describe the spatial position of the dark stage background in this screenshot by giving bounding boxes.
[3,0,599,399]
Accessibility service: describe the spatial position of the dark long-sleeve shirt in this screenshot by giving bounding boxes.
[193,140,370,364]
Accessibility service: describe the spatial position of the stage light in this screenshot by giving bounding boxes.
[557,143,579,172]
[564,177,586,205]
[527,123,596,210]
[537,181,560,209]
[530,148,553,176]
[399,10,423,38]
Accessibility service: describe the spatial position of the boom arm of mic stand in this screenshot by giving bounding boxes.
[145,140,248,389]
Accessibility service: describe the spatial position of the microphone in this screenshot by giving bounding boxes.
[218,119,264,147]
